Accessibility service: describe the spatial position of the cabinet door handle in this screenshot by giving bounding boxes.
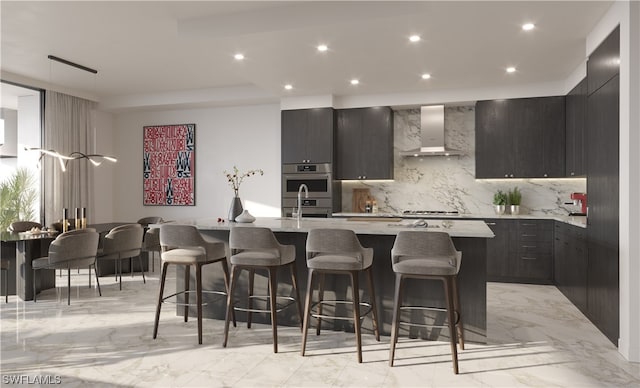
[521,245,537,248]
[486,222,497,225]
[521,223,536,226]
[521,234,537,237]
[521,256,538,260]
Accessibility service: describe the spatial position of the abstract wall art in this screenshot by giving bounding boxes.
[143,123,195,206]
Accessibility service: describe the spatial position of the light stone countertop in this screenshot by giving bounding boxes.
[169,217,495,238]
[333,212,588,229]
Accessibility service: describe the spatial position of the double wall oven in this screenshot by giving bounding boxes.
[282,163,341,217]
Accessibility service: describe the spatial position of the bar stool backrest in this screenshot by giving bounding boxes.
[306,228,367,261]
[229,227,281,255]
[391,231,460,272]
[159,224,206,251]
[137,216,164,228]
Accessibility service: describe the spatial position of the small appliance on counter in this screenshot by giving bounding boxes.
[569,192,587,216]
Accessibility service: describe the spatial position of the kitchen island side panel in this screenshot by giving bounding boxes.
[184,230,487,343]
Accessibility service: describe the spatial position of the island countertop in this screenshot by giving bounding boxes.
[167,217,495,238]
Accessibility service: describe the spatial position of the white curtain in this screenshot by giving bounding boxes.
[43,91,96,227]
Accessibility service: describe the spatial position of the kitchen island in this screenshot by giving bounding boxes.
[169,217,494,343]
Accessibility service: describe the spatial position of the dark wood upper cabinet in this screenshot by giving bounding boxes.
[475,100,512,178]
[565,78,587,177]
[336,106,393,180]
[587,25,620,96]
[281,108,334,164]
[475,97,565,178]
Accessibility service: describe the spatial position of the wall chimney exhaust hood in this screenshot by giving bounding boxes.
[399,105,463,157]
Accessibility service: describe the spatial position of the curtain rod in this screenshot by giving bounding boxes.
[47,55,98,74]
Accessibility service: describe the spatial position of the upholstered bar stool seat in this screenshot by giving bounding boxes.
[223,226,302,353]
[302,228,380,363]
[389,231,464,374]
[153,224,234,345]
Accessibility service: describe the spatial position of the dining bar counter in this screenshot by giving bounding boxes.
[164,217,494,343]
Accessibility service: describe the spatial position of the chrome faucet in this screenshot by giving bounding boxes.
[297,184,309,221]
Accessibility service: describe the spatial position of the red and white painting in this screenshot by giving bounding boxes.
[143,124,195,206]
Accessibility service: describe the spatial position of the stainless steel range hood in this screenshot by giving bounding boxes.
[399,105,463,157]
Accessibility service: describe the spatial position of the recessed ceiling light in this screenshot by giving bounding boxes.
[350,79,359,85]
[284,84,293,90]
[522,23,535,31]
[234,53,244,60]
[506,67,517,73]
[317,44,328,52]
[421,73,431,80]
[409,35,421,42]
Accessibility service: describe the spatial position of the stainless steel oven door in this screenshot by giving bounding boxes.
[282,198,332,218]
[282,173,332,198]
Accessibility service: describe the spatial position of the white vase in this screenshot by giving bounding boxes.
[494,205,506,215]
[510,205,520,215]
[235,209,256,223]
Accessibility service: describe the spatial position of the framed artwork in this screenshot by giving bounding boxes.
[143,123,195,206]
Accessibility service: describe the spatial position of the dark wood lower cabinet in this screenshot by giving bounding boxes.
[486,219,553,284]
[554,222,588,314]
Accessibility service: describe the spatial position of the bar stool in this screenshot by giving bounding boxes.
[389,231,464,374]
[1,258,9,303]
[153,224,234,345]
[223,226,302,353]
[302,228,380,363]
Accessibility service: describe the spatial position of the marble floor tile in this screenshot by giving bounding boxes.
[1,268,639,387]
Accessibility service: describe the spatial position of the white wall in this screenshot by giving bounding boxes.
[111,103,281,223]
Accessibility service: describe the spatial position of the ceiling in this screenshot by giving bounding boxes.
[1,1,613,108]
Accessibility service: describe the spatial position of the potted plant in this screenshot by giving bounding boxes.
[0,167,38,231]
[493,190,507,215]
[508,187,522,215]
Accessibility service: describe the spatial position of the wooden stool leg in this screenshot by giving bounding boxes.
[221,260,236,327]
[290,261,303,330]
[366,267,380,341]
[247,268,255,329]
[316,272,325,336]
[301,269,315,356]
[268,267,278,353]
[223,265,240,348]
[184,265,191,322]
[350,270,363,363]
[444,277,459,374]
[153,262,169,339]
[196,263,203,345]
[389,273,404,366]
[452,275,465,350]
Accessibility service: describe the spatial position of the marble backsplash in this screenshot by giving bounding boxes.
[341,106,586,216]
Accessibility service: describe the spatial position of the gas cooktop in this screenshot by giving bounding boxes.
[401,210,462,218]
[403,210,459,216]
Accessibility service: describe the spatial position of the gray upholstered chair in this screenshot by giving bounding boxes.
[154,224,234,345]
[137,216,164,228]
[389,231,464,374]
[97,224,145,290]
[302,228,380,363]
[1,258,9,303]
[142,227,161,272]
[223,226,302,353]
[8,221,43,233]
[138,217,163,272]
[32,228,101,305]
